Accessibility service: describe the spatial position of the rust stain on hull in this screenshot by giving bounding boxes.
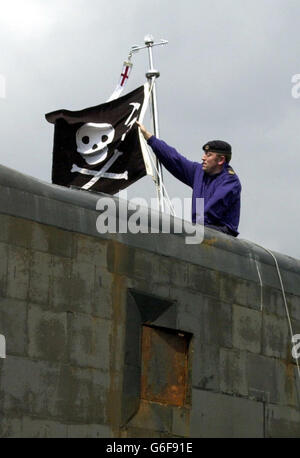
[141,325,189,407]
[203,237,218,247]
[106,240,130,436]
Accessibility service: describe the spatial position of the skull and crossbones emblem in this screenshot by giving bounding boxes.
[71,122,128,189]
[71,102,141,190]
[76,122,115,165]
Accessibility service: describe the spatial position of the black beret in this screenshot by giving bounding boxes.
[202,140,232,154]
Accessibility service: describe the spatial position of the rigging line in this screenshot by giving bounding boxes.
[147,74,166,207]
[255,259,263,312]
[140,77,175,216]
[148,149,175,214]
[252,242,300,381]
[142,137,176,216]
[240,239,264,311]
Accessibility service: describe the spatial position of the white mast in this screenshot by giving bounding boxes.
[130,35,168,212]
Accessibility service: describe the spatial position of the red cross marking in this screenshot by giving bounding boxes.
[120,66,130,86]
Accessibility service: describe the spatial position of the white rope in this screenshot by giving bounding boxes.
[254,259,263,312]
[252,242,300,381]
[142,137,176,216]
[139,78,176,216]
[241,240,264,311]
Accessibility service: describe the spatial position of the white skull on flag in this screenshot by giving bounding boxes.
[76,122,115,165]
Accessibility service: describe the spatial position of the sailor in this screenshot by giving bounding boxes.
[137,121,241,236]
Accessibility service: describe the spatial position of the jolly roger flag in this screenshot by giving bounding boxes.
[45,84,153,194]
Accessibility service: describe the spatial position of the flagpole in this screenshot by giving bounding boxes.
[144,35,165,213]
[130,35,167,213]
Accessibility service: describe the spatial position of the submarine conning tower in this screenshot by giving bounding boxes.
[0,163,299,438]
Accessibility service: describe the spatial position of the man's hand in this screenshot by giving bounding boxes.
[136,121,153,141]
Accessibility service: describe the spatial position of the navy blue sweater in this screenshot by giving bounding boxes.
[148,136,241,236]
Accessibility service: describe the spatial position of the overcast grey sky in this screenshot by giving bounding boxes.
[0,0,300,258]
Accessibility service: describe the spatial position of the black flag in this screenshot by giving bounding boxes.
[45,84,151,194]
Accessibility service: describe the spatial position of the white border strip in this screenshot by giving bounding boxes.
[138,82,155,178]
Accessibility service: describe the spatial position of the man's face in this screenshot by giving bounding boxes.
[202,151,225,175]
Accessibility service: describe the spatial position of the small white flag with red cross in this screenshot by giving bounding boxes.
[107,61,133,102]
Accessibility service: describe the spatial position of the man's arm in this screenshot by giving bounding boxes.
[137,121,198,187]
